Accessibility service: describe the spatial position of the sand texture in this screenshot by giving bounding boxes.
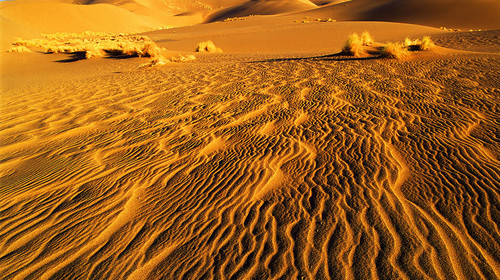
[1,0,500,278]
[1,50,499,279]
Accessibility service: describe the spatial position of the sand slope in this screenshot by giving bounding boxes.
[145,19,444,54]
[297,0,500,29]
[1,1,500,278]
[0,2,160,32]
[206,0,317,22]
[1,47,500,279]
[0,2,161,49]
[0,1,208,51]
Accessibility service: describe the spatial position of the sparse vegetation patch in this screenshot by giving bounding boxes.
[342,31,373,56]
[8,32,195,66]
[342,32,435,59]
[195,41,223,53]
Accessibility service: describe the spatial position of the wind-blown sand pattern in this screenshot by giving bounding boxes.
[1,51,499,279]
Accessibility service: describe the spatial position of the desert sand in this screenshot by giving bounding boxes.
[1,0,499,279]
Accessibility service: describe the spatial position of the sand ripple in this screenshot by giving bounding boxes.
[1,54,499,279]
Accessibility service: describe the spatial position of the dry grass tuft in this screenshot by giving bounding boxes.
[8,33,185,66]
[342,32,373,56]
[380,42,408,59]
[403,36,435,51]
[341,33,435,59]
[419,36,434,51]
[361,31,374,46]
[342,33,364,56]
[195,41,223,53]
[8,46,31,53]
[224,17,246,22]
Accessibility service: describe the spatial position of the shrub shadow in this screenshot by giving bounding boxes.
[54,52,87,63]
[251,52,382,63]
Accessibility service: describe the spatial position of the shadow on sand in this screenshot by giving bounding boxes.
[54,51,140,63]
[251,52,382,63]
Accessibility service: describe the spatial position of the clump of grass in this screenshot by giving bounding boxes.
[403,37,417,48]
[8,46,31,53]
[342,31,373,56]
[41,31,114,40]
[84,45,105,59]
[361,31,374,46]
[380,42,408,59]
[419,36,434,51]
[342,33,363,56]
[341,32,435,59]
[8,33,180,66]
[195,41,223,53]
[403,36,435,51]
[224,17,246,22]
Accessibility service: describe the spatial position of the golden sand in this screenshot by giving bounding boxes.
[1,0,500,279]
[2,49,499,279]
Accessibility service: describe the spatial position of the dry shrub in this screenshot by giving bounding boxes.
[380,42,408,59]
[342,31,373,56]
[8,33,181,66]
[8,46,31,53]
[41,31,113,40]
[341,33,434,60]
[342,33,363,56]
[403,36,434,51]
[419,36,434,51]
[361,31,374,46]
[85,45,105,59]
[195,41,222,53]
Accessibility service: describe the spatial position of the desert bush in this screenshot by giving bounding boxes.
[403,36,434,51]
[342,32,373,56]
[195,41,223,53]
[342,33,363,56]
[419,36,434,51]
[361,31,374,45]
[380,42,408,59]
[340,33,434,59]
[8,46,31,52]
[84,45,105,58]
[8,33,176,65]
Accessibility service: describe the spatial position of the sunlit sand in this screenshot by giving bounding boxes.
[1,0,499,279]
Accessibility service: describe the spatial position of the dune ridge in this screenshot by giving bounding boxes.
[1,51,499,279]
[294,0,500,29]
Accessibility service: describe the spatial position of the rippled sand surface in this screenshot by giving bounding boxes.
[1,53,499,279]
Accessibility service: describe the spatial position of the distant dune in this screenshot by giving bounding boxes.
[0,3,158,47]
[206,0,317,22]
[0,1,206,50]
[2,0,499,50]
[297,0,500,29]
[145,19,445,54]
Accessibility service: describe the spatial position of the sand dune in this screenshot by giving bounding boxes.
[206,0,317,22]
[433,29,500,53]
[144,19,445,54]
[0,2,157,49]
[0,1,205,51]
[0,2,160,32]
[296,0,500,29]
[1,38,500,279]
[1,0,500,279]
